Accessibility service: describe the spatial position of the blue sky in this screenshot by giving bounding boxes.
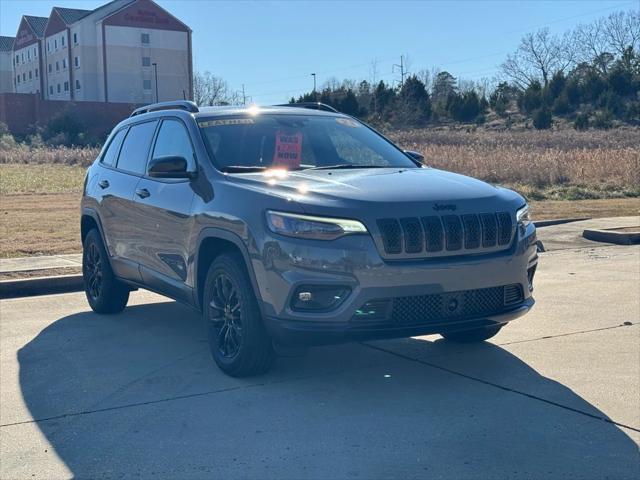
[1,0,638,104]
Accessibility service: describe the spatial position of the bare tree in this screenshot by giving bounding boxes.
[602,10,640,56]
[476,76,496,99]
[573,17,609,68]
[193,71,237,106]
[322,77,341,91]
[501,28,576,89]
[415,66,440,94]
[573,11,639,72]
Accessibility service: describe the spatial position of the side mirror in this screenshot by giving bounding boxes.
[404,150,425,163]
[148,156,195,179]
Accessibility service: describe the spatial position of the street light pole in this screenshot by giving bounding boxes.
[152,62,159,102]
[311,73,316,101]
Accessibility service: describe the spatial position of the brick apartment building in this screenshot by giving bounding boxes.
[6,0,192,104]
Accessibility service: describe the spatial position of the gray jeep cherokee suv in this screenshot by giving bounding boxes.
[81,101,538,376]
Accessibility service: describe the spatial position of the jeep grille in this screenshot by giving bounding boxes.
[376,213,513,257]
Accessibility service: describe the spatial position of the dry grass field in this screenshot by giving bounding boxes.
[0,128,638,258]
[388,128,639,200]
[0,145,99,167]
[1,193,79,258]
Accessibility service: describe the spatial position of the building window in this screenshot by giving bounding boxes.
[142,56,151,67]
[54,39,57,49]
[57,84,61,93]
[35,68,38,78]
[76,79,81,90]
[73,33,78,44]
[27,50,30,60]
[56,61,59,71]
[29,71,32,80]
[62,58,66,69]
[34,47,37,58]
[143,79,152,91]
[22,73,26,81]
[21,53,24,62]
[49,85,53,95]
[48,63,52,73]
[47,41,50,52]
[141,33,150,44]
[74,56,79,68]
[15,55,18,64]
[61,35,65,47]
[64,81,69,92]
[16,76,20,84]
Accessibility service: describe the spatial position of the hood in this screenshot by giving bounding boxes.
[224,167,522,216]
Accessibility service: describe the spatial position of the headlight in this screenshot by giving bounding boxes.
[266,210,368,240]
[516,204,531,227]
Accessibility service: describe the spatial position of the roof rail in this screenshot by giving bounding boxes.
[130,100,199,117]
[274,102,339,113]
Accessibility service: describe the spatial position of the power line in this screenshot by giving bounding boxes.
[500,0,637,36]
[239,1,637,103]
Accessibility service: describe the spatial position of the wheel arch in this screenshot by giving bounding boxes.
[81,208,107,246]
[194,228,263,313]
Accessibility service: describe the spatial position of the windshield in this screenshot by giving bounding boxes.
[198,114,418,171]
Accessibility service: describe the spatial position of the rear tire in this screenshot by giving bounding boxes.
[82,229,129,314]
[203,253,275,377]
[440,324,503,343]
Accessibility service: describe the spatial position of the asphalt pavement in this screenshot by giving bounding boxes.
[1,243,639,479]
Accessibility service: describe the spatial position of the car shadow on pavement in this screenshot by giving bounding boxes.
[14,300,640,479]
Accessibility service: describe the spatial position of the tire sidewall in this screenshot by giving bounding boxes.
[82,229,128,314]
[202,253,274,376]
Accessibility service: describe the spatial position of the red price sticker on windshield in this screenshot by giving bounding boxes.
[273,130,302,168]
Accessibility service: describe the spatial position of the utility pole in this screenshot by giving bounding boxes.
[311,72,317,101]
[393,55,405,88]
[152,62,159,102]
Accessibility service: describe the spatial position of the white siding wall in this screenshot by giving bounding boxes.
[13,43,41,94]
[69,20,101,101]
[44,31,70,100]
[0,51,13,93]
[104,26,189,103]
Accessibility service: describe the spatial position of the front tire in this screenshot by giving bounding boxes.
[203,253,275,377]
[440,324,503,343]
[82,229,129,314]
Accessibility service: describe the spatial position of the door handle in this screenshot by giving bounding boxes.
[98,180,109,189]
[135,188,150,199]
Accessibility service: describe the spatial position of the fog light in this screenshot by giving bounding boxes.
[291,285,350,312]
[298,292,313,302]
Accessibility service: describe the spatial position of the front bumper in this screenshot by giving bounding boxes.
[266,299,533,345]
[252,223,538,345]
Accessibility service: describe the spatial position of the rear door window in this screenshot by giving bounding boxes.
[100,128,127,167]
[116,120,158,174]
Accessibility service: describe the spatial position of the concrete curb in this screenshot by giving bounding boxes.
[0,274,83,299]
[533,217,591,228]
[583,228,640,245]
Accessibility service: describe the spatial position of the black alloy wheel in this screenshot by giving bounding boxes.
[208,273,243,359]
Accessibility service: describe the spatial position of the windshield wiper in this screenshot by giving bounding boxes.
[305,164,390,171]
